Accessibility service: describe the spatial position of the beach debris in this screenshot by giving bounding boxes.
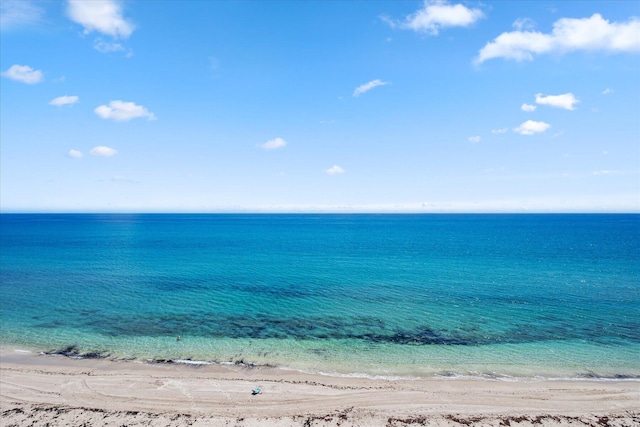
[251,387,262,395]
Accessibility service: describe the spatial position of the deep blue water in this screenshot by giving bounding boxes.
[1,214,638,378]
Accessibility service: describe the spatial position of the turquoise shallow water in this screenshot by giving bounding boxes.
[1,214,638,378]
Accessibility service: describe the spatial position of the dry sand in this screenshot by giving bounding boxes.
[1,349,638,426]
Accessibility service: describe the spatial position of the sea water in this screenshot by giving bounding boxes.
[1,214,638,379]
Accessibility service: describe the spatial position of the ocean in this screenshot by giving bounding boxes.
[1,214,638,379]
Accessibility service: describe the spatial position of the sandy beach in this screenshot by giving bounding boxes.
[1,349,638,426]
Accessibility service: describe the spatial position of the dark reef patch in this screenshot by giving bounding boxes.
[37,310,640,347]
[43,345,110,359]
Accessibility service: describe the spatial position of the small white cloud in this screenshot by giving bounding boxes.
[325,165,345,175]
[68,149,83,158]
[1,64,43,84]
[521,103,537,112]
[491,128,508,134]
[93,39,133,56]
[50,95,79,107]
[535,92,579,110]
[468,136,481,143]
[353,79,389,97]
[388,0,484,35]
[260,137,287,150]
[514,120,551,135]
[602,88,614,94]
[66,0,134,38]
[513,18,536,31]
[94,100,156,121]
[593,170,610,175]
[90,146,117,157]
[1,0,44,30]
[94,38,124,52]
[476,14,640,63]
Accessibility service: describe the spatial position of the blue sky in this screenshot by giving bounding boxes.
[1,0,638,212]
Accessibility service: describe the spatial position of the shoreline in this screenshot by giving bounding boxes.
[5,343,640,382]
[1,349,638,426]
[8,346,640,383]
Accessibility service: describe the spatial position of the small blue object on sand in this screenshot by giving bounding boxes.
[251,387,261,395]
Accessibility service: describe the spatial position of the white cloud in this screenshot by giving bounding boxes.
[388,0,484,35]
[94,100,156,121]
[513,18,536,31]
[521,103,537,112]
[94,39,133,56]
[50,95,79,107]
[602,88,614,94]
[1,64,43,84]
[93,38,124,52]
[353,79,389,97]
[476,31,554,63]
[260,137,287,150]
[476,13,640,63]
[325,165,345,175]
[468,136,481,143]
[90,146,117,157]
[1,0,44,30]
[514,120,551,135]
[66,0,134,38]
[68,149,83,158]
[491,128,508,134]
[535,92,579,110]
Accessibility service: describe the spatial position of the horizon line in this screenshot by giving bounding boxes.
[1,210,638,215]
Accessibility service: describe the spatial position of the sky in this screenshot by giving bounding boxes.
[1,0,639,213]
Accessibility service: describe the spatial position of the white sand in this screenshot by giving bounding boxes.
[1,349,638,426]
